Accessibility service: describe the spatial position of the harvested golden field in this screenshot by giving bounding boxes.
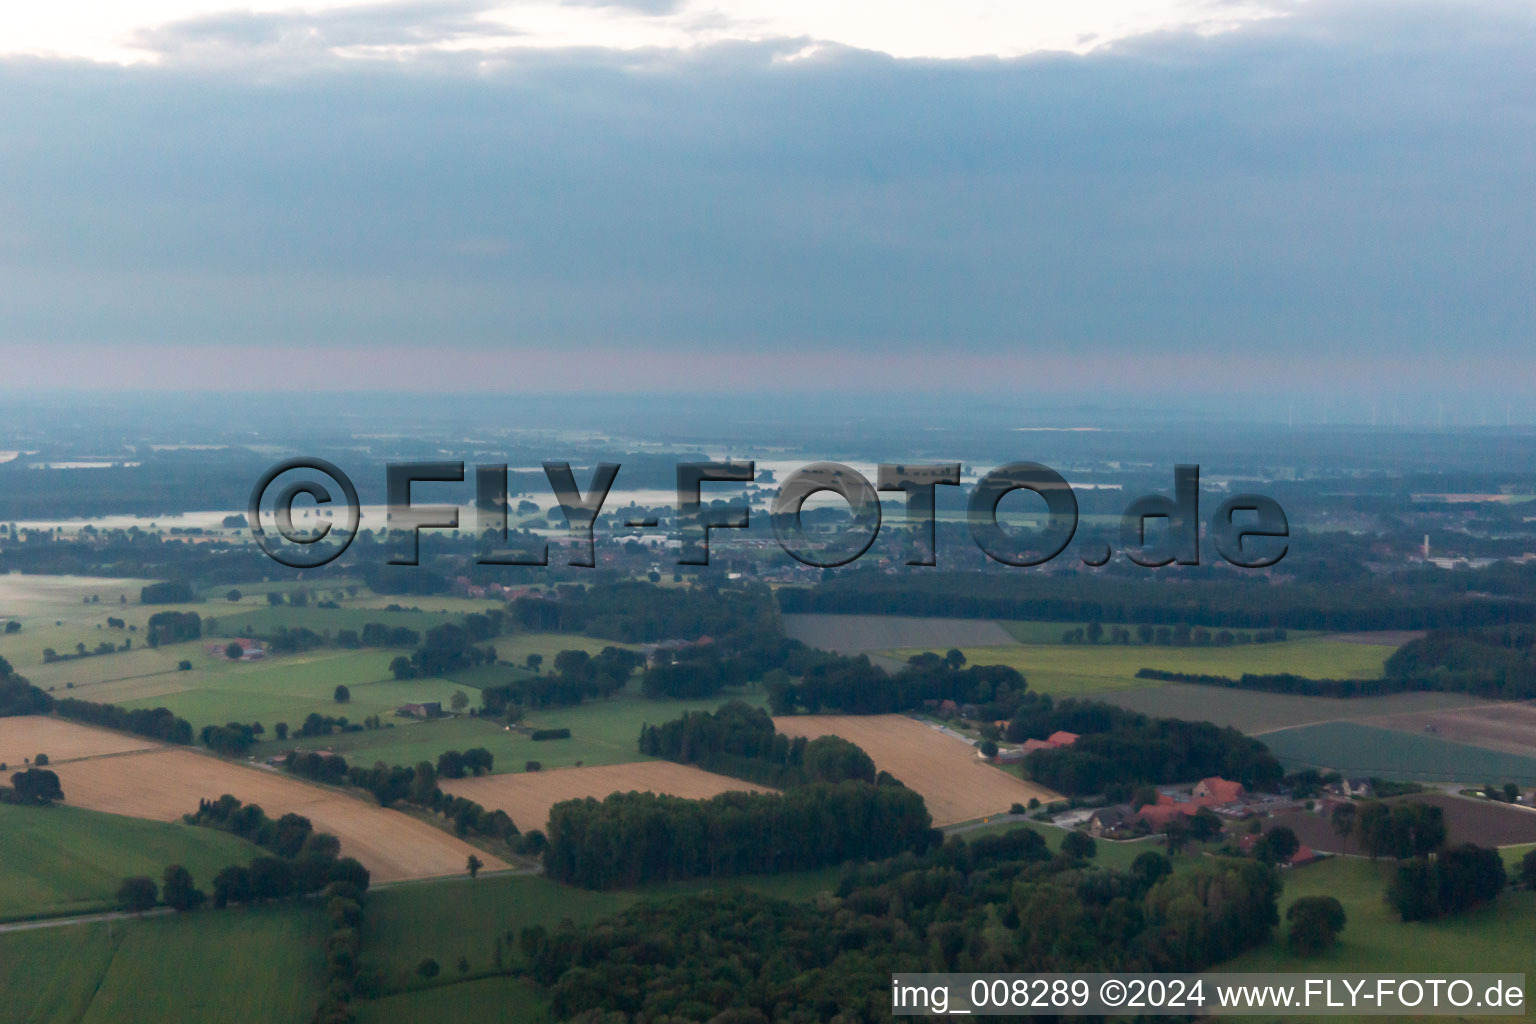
[48,745,505,882]
[0,715,159,767]
[441,761,771,831]
[773,714,1059,826]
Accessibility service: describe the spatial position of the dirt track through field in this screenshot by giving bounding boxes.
[21,720,506,882]
[0,716,160,767]
[772,714,1059,826]
[441,761,772,830]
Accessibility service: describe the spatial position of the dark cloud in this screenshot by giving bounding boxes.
[0,1,1530,389]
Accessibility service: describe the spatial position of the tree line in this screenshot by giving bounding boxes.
[479,647,642,714]
[1017,698,1283,798]
[509,579,782,643]
[341,758,537,854]
[767,650,1031,718]
[638,700,878,788]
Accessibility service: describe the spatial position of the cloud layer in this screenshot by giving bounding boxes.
[0,1,1531,399]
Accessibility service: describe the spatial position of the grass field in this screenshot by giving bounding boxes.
[0,903,329,1024]
[1262,721,1536,784]
[0,574,159,675]
[353,978,553,1024]
[0,804,262,920]
[202,603,474,638]
[110,648,459,731]
[361,866,845,994]
[879,638,1396,698]
[1222,857,1535,1020]
[242,683,767,773]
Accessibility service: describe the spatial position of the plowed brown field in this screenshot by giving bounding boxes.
[1368,700,1536,757]
[773,714,1059,826]
[441,761,771,830]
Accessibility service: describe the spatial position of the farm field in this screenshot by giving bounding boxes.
[440,760,771,831]
[1365,700,1536,757]
[0,903,329,1024]
[250,686,768,773]
[36,731,507,881]
[1269,792,1536,853]
[0,715,159,766]
[772,713,1058,826]
[0,574,159,674]
[506,685,769,770]
[1261,721,1536,785]
[110,648,465,731]
[202,602,478,638]
[1221,857,1536,1012]
[1097,684,1489,735]
[354,978,553,1024]
[880,638,1397,698]
[0,803,261,920]
[361,866,844,996]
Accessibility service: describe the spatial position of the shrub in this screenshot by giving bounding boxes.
[530,728,571,741]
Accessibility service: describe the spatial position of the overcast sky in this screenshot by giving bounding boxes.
[0,1,1532,409]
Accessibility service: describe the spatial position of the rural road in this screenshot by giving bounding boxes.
[0,906,174,934]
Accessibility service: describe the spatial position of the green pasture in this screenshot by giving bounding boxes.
[202,603,469,638]
[363,866,844,993]
[506,685,768,770]
[1222,856,1535,1018]
[250,715,527,770]
[0,574,158,673]
[0,804,261,921]
[353,978,552,1024]
[241,681,765,772]
[881,638,1395,698]
[1263,721,1536,785]
[0,902,328,1024]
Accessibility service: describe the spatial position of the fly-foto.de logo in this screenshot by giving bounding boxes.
[248,459,1287,571]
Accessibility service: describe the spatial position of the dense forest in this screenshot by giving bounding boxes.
[543,782,938,889]
[510,580,783,643]
[526,827,1281,1021]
